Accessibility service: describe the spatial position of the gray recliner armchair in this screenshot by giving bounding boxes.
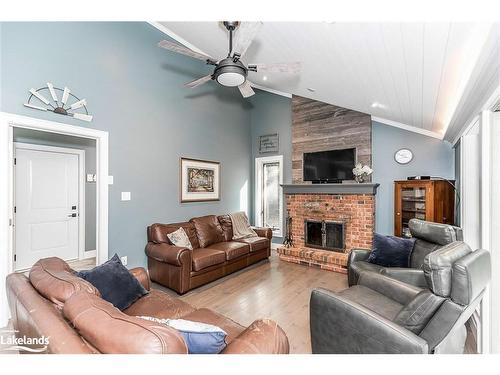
[310,242,491,354]
[348,219,463,288]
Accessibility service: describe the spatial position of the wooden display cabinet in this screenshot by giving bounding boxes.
[394,180,455,237]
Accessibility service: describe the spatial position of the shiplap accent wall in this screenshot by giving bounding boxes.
[291,95,372,183]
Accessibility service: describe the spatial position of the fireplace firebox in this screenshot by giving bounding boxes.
[304,220,345,252]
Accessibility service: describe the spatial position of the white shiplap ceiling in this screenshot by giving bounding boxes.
[156,22,497,139]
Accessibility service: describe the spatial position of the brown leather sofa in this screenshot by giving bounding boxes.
[146,214,272,294]
[6,257,289,354]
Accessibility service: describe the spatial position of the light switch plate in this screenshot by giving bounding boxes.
[108,176,114,185]
[121,192,131,201]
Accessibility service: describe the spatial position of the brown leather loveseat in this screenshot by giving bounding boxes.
[6,257,289,354]
[146,214,272,294]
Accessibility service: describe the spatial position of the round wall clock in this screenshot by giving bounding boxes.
[394,148,413,164]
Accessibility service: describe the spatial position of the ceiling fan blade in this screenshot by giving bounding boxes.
[238,80,255,98]
[185,75,213,88]
[251,62,301,74]
[233,22,262,58]
[158,40,215,63]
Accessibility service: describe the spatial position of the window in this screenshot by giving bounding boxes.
[255,156,283,237]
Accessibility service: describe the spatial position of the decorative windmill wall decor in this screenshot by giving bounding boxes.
[24,83,93,122]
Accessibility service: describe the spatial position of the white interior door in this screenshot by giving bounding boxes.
[15,145,80,270]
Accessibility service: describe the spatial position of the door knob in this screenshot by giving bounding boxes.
[68,213,77,218]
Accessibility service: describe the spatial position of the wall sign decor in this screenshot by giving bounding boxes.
[23,83,93,122]
[180,158,220,203]
[394,148,414,164]
[259,133,279,153]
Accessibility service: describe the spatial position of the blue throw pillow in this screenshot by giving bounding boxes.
[77,254,148,310]
[138,317,227,354]
[367,233,415,267]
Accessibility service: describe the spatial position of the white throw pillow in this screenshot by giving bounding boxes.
[167,227,193,250]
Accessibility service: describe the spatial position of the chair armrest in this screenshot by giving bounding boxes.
[348,249,370,267]
[380,268,428,288]
[129,267,150,291]
[252,227,273,240]
[222,319,289,354]
[310,288,428,354]
[358,271,422,305]
[145,242,192,267]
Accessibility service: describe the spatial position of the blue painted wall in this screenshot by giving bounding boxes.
[248,90,292,244]
[0,22,252,268]
[372,121,455,234]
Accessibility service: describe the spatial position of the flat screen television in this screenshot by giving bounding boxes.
[303,148,356,183]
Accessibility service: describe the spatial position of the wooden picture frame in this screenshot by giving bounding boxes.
[180,157,220,203]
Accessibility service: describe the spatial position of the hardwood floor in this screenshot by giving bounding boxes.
[153,250,477,354]
[153,251,348,353]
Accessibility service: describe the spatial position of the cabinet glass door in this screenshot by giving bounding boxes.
[401,187,426,236]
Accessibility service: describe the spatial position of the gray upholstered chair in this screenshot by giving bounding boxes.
[310,242,490,354]
[348,219,463,288]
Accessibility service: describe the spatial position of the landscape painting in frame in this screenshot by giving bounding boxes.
[180,157,220,202]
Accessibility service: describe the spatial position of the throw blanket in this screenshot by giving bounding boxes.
[230,212,258,240]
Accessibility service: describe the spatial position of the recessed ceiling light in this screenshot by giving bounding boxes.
[262,76,268,81]
[371,102,385,109]
[307,88,316,92]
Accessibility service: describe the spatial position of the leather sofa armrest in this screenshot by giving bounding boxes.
[145,242,192,267]
[222,319,289,354]
[129,267,150,291]
[252,227,273,240]
[380,268,427,288]
[358,271,422,305]
[310,288,428,354]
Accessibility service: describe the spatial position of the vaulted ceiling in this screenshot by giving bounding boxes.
[156,22,498,140]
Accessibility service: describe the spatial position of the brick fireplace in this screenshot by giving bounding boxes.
[277,184,378,274]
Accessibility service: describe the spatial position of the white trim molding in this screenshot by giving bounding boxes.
[255,155,284,237]
[372,116,444,140]
[0,112,109,327]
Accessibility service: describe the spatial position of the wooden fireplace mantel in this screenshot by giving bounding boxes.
[281,183,380,195]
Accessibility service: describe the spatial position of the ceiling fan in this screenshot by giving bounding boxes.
[158,21,300,98]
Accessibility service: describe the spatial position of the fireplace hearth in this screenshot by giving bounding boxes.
[305,220,344,252]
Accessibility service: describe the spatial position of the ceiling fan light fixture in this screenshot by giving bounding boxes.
[214,57,247,87]
[216,71,246,87]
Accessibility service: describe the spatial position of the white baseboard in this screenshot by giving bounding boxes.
[83,250,96,259]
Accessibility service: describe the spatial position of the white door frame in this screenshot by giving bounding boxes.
[0,112,109,327]
[254,155,283,237]
[14,142,86,267]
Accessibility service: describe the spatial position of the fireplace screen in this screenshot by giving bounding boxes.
[304,220,345,252]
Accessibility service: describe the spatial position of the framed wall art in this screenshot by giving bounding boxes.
[259,133,279,154]
[180,157,220,203]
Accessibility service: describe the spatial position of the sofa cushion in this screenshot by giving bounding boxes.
[393,290,445,334]
[337,285,403,321]
[423,241,472,297]
[207,241,250,261]
[149,222,200,249]
[409,219,459,246]
[181,308,245,344]
[167,227,193,250]
[234,236,269,252]
[367,233,415,267]
[29,257,100,308]
[77,254,148,311]
[63,291,187,354]
[192,248,226,271]
[124,289,196,320]
[191,215,225,248]
[218,215,234,242]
